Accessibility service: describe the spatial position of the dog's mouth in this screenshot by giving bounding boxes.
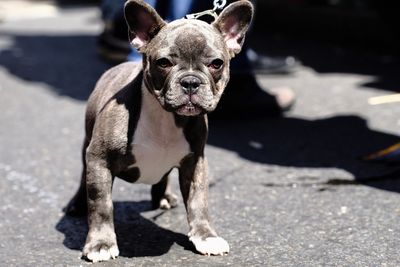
[175,101,204,116]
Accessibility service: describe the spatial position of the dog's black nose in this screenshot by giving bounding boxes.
[180,75,201,94]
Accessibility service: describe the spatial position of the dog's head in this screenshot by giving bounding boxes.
[124,0,253,116]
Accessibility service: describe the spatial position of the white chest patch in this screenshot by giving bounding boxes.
[130,89,190,185]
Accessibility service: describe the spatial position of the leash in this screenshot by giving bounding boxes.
[185,0,227,23]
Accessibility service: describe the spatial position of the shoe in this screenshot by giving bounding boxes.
[269,86,296,111]
[210,74,295,119]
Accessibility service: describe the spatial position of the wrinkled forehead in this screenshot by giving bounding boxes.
[149,19,226,58]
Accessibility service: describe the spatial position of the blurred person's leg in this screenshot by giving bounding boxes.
[191,0,297,74]
[190,0,296,117]
[98,0,193,62]
[98,0,157,63]
[127,0,193,60]
[166,0,193,21]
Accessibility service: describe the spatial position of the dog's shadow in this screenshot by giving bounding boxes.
[55,200,194,258]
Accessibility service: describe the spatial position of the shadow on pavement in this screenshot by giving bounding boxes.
[250,35,400,93]
[55,201,194,258]
[1,31,400,101]
[1,33,399,193]
[0,33,110,100]
[208,115,400,193]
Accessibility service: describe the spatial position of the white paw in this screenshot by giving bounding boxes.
[85,245,119,263]
[159,193,178,210]
[159,198,172,209]
[190,236,230,256]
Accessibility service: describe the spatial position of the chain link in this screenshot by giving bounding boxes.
[213,0,227,11]
[185,0,227,22]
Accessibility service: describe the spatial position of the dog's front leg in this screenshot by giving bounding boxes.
[179,155,229,256]
[83,157,119,262]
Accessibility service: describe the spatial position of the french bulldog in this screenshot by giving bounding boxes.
[65,0,253,262]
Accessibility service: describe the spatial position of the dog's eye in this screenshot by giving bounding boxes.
[208,59,224,70]
[156,58,173,68]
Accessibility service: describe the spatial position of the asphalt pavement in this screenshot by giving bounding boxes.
[0,2,399,267]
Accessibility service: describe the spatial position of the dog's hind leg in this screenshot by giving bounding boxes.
[64,137,90,216]
[151,169,179,210]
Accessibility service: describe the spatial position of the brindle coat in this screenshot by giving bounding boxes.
[65,0,253,262]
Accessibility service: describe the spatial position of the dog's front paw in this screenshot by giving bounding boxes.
[190,236,230,256]
[83,235,119,262]
[83,242,119,262]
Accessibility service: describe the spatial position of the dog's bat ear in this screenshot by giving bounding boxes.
[213,0,254,57]
[124,0,166,51]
